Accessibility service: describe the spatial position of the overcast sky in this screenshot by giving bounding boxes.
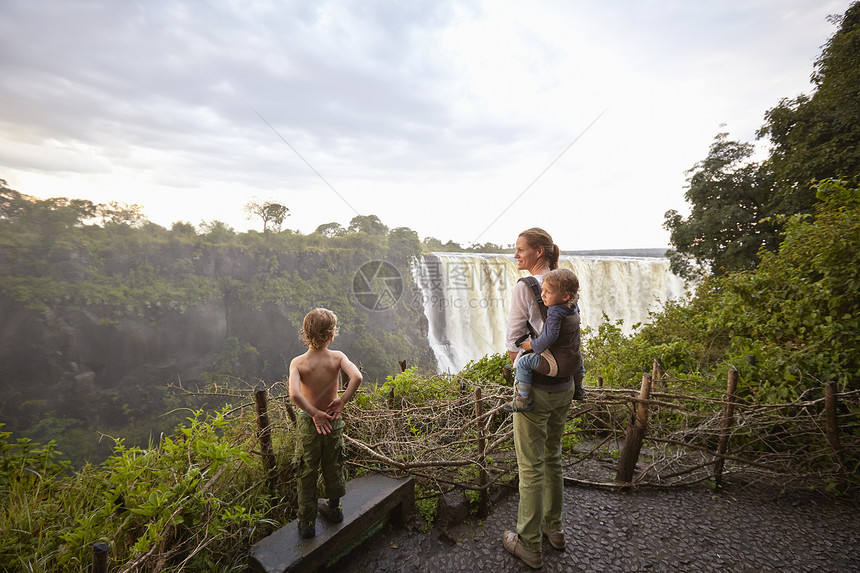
[0,0,852,250]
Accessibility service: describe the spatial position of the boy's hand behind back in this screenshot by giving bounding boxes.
[313,409,334,435]
[326,397,346,420]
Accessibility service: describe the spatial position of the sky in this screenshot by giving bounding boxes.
[0,0,852,251]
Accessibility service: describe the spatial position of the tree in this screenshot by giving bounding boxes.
[664,133,776,279]
[97,201,145,227]
[387,226,421,258]
[347,214,388,235]
[171,221,197,235]
[314,222,345,237]
[199,220,235,242]
[422,237,463,252]
[244,200,289,232]
[757,2,860,216]
[0,179,29,220]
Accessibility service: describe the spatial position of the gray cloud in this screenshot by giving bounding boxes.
[0,0,852,248]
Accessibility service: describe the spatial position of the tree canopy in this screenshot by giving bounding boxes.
[758,2,860,216]
[666,2,860,277]
[664,133,775,279]
[347,214,388,235]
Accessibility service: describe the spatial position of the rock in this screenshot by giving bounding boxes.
[436,490,470,529]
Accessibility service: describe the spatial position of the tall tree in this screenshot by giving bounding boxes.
[757,1,860,215]
[244,200,289,232]
[664,133,776,279]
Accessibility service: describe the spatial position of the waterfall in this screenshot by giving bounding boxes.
[412,253,688,374]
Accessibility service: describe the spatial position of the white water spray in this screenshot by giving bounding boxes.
[412,253,688,373]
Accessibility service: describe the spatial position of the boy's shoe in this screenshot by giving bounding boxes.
[542,527,566,550]
[503,393,535,413]
[503,530,543,569]
[318,501,344,523]
[298,519,315,539]
[573,384,586,401]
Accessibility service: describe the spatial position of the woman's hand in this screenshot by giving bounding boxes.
[520,340,532,351]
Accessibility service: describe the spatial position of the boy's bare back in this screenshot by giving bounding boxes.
[290,348,349,411]
[289,307,362,435]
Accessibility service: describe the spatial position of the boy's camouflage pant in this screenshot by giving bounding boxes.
[295,414,347,523]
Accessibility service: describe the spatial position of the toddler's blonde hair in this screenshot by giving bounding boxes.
[543,268,579,306]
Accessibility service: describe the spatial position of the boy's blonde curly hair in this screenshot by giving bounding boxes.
[301,308,339,349]
[543,268,580,306]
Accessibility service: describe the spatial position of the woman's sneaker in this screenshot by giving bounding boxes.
[503,530,543,569]
[542,527,566,550]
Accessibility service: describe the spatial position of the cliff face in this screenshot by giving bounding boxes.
[0,241,435,463]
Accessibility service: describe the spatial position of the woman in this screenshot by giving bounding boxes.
[502,227,580,569]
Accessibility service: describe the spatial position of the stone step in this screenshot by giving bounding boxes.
[249,474,415,573]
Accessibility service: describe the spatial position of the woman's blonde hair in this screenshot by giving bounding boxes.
[301,308,339,349]
[519,227,560,270]
[543,268,579,306]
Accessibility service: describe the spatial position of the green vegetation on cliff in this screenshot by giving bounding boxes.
[0,183,435,466]
[588,180,859,397]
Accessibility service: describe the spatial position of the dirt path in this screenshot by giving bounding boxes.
[340,481,859,572]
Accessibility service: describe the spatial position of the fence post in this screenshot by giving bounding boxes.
[284,399,297,426]
[615,373,652,483]
[713,368,739,487]
[597,376,604,389]
[824,381,848,491]
[254,384,278,492]
[92,542,109,573]
[652,358,666,392]
[474,387,489,517]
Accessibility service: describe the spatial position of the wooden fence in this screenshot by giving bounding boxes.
[247,362,859,500]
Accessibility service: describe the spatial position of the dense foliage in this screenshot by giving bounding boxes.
[0,410,286,572]
[0,365,510,571]
[589,180,859,397]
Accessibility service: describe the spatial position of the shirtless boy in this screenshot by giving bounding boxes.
[288,308,362,539]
